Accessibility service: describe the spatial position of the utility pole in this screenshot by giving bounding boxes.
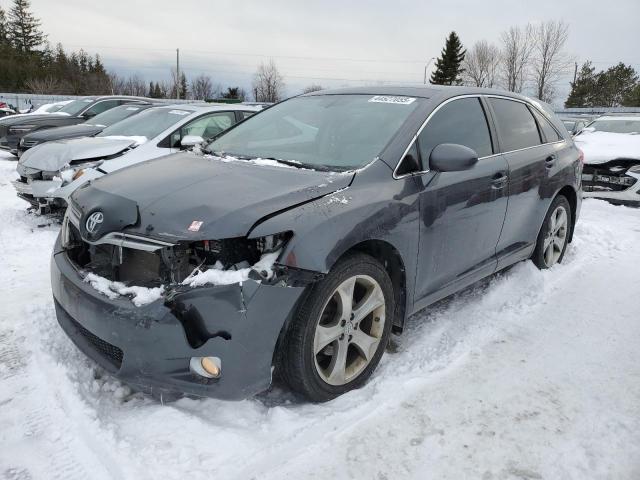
[176,48,180,100]
[572,61,578,85]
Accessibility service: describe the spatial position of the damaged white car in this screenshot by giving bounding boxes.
[13,103,261,213]
[577,115,640,207]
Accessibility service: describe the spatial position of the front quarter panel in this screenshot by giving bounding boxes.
[249,160,421,308]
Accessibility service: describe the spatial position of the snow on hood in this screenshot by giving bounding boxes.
[574,131,640,165]
[17,136,141,173]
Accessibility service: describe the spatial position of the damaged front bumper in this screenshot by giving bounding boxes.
[13,168,102,211]
[582,164,640,207]
[51,234,306,400]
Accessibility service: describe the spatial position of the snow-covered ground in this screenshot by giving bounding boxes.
[0,150,639,480]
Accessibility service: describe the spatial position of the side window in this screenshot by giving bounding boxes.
[417,98,493,161]
[531,108,562,142]
[83,100,120,117]
[489,98,542,151]
[167,112,237,148]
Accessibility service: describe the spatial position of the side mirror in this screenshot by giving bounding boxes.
[580,126,595,134]
[429,143,478,172]
[82,111,96,119]
[181,135,204,147]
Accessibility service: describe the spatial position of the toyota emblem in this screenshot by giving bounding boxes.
[85,211,104,234]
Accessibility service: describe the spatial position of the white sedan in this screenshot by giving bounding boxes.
[13,103,261,212]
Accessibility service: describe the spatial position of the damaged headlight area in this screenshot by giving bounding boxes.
[63,218,292,292]
[60,159,105,183]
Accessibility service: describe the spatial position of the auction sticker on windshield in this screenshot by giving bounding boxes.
[368,96,416,105]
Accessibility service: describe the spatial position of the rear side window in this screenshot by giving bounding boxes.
[489,98,541,151]
[531,108,562,142]
[418,97,493,160]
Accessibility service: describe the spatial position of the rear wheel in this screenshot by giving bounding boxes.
[280,253,394,402]
[532,195,571,269]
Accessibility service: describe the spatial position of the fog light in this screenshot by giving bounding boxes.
[190,356,221,379]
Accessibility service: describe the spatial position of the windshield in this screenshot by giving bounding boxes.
[587,118,640,134]
[86,104,147,127]
[57,99,93,116]
[207,94,423,170]
[98,107,192,139]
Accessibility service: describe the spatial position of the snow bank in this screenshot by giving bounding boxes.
[83,273,164,307]
[182,251,280,287]
[101,135,148,146]
[574,130,640,164]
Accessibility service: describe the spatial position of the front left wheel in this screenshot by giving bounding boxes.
[279,253,395,402]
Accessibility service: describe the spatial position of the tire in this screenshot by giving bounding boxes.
[280,253,395,402]
[532,195,572,269]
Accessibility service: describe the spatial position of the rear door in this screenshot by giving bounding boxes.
[413,96,509,308]
[487,97,563,269]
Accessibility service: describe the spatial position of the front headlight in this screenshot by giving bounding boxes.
[628,165,640,174]
[9,124,37,134]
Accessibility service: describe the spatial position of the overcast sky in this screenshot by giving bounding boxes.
[27,0,640,105]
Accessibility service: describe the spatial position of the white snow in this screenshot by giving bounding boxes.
[182,251,280,287]
[84,273,164,307]
[0,150,639,479]
[574,130,640,164]
[208,153,296,169]
[101,135,148,146]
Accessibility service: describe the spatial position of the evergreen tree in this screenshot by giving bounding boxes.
[622,84,640,107]
[153,82,163,98]
[430,32,466,85]
[565,62,596,108]
[179,73,188,99]
[595,63,638,107]
[7,0,45,52]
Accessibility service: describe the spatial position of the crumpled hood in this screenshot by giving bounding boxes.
[17,136,138,173]
[574,131,640,165]
[71,153,354,241]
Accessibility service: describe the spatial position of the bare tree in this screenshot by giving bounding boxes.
[531,20,571,102]
[190,74,214,100]
[123,75,147,96]
[107,72,126,94]
[252,59,285,102]
[25,75,63,94]
[302,84,323,94]
[463,41,500,88]
[500,24,535,93]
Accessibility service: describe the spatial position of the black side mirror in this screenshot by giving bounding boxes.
[429,143,478,172]
[82,111,96,119]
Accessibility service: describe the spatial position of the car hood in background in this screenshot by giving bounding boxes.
[574,131,640,165]
[0,113,69,126]
[71,153,355,240]
[22,124,103,144]
[18,137,139,173]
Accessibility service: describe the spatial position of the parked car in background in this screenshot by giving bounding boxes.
[50,86,582,402]
[17,103,154,156]
[31,100,74,114]
[0,107,15,119]
[559,115,594,135]
[14,103,262,212]
[0,96,151,155]
[576,114,640,206]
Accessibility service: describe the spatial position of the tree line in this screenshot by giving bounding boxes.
[429,21,639,107]
[0,0,248,100]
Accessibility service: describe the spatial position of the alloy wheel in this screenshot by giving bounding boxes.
[543,205,568,267]
[313,275,386,386]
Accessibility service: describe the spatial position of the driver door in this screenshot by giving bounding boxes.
[412,96,509,309]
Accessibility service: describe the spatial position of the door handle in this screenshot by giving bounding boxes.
[491,171,508,189]
[545,155,557,168]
